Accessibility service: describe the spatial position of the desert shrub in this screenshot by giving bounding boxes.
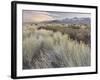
[38,25,91,45]
[68,24,80,29]
[23,25,90,69]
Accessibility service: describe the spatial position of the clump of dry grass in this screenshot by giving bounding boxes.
[23,25,90,69]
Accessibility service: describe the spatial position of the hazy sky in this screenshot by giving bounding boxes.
[23,10,91,23]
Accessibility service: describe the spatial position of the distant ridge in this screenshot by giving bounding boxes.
[42,17,90,25]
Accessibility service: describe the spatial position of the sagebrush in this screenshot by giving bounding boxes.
[22,25,90,69]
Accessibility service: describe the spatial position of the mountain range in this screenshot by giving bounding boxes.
[42,17,90,25]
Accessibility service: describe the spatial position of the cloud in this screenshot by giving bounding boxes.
[23,11,55,23]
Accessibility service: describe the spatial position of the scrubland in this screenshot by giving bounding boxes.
[22,24,91,69]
